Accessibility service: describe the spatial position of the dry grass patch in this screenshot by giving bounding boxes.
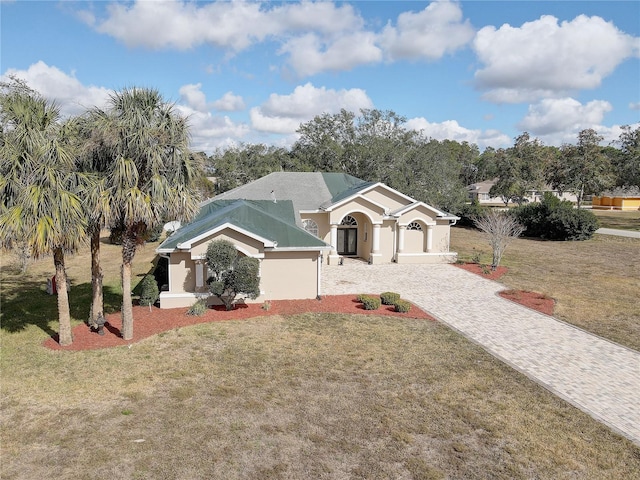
[451,226,640,350]
[592,209,640,231]
[1,314,639,479]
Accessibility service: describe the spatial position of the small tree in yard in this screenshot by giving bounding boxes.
[474,210,524,271]
[206,239,260,311]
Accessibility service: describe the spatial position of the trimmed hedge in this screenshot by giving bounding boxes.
[380,291,401,305]
[139,274,159,307]
[393,300,412,313]
[361,296,381,310]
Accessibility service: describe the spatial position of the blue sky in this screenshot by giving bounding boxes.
[2,1,639,154]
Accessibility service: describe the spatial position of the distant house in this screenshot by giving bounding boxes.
[467,179,578,205]
[156,172,459,308]
[592,195,640,210]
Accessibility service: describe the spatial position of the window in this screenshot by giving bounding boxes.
[407,222,422,231]
[340,215,358,226]
[302,219,319,237]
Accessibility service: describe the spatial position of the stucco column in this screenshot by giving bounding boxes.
[330,224,338,255]
[426,224,433,253]
[397,225,406,253]
[372,224,381,254]
[328,224,340,265]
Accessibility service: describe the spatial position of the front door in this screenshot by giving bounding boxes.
[337,228,357,255]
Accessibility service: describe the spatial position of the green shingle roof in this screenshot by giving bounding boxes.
[158,199,329,252]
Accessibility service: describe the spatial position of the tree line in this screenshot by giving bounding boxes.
[208,109,639,212]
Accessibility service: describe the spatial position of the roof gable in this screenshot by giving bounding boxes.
[157,199,328,252]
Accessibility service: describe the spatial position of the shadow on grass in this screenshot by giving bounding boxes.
[1,280,122,337]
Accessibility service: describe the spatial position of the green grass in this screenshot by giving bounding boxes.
[451,226,640,351]
[1,314,638,479]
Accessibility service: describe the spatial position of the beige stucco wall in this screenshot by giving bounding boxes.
[329,196,384,225]
[300,212,331,244]
[260,251,319,300]
[405,227,426,253]
[190,229,263,259]
[168,252,194,294]
[364,185,410,211]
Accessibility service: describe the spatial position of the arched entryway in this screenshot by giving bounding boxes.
[337,215,358,255]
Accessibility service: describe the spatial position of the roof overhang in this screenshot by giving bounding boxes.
[323,192,389,214]
[324,182,416,211]
[171,222,276,251]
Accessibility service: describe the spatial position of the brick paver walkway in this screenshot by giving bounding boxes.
[322,261,640,445]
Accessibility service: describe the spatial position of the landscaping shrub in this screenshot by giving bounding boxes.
[547,208,600,240]
[138,274,159,307]
[380,292,401,305]
[361,296,381,310]
[187,299,207,316]
[512,192,599,241]
[356,294,369,303]
[393,299,412,313]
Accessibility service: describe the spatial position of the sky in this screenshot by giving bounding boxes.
[1,0,639,154]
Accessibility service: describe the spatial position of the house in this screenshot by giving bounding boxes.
[467,179,578,205]
[156,172,459,308]
[592,195,640,211]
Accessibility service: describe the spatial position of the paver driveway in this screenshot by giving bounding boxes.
[322,261,640,445]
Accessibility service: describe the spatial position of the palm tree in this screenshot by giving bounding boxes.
[91,87,200,340]
[73,111,113,329]
[0,78,88,346]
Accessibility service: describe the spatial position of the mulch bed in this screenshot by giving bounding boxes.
[453,262,508,280]
[44,295,433,351]
[499,289,555,316]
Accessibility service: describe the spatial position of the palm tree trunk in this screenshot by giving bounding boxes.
[121,233,137,340]
[53,248,73,346]
[90,226,104,326]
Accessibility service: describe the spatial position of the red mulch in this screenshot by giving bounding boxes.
[499,289,555,316]
[454,263,555,316]
[44,295,434,351]
[453,262,508,280]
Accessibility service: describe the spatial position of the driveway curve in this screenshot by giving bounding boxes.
[322,261,640,445]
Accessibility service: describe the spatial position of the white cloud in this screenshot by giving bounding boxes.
[213,91,245,112]
[1,61,111,117]
[179,83,210,112]
[380,1,474,61]
[280,32,382,77]
[250,83,373,134]
[86,1,364,52]
[175,104,251,152]
[517,98,613,136]
[629,102,640,111]
[90,1,266,51]
[406,117,511,149]
[474,14,640,103]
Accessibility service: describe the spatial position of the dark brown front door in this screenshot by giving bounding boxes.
[337,228,357,255]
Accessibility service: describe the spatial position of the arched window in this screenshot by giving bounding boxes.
[407,222,423,231]
[340,215,358,226]
[302,219,319,237]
